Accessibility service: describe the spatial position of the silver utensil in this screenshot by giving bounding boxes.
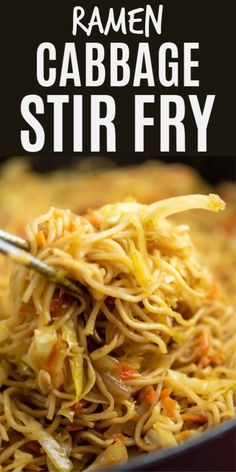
[0,229,83,300]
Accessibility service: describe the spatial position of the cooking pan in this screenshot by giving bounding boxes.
[110,418,236,472]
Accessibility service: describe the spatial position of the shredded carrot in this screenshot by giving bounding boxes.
[116,364,137,380]
[25,465,40,471]
[208,352,221,364]
[199,355,211,367]
[25,441,42,456]
[219,213,236,235]
[145,386,155,404]
[50,297,64,315]
[199,349,221,367]
[50,291,71,315]
[84,209,100,228]
[45,338,62,374]
[177,430,191,441]
[208,280,218,298]
[182,413,207,424]
[36,230,46,248]
[160,388,172,400]
[115,433,126,444]
[198,332,211,357]
[160,388,177,417]
[19,303,34,314]
[163,396,178,418]
[65,423,83,432]
[74,402,84,416]
[69,221,78,232]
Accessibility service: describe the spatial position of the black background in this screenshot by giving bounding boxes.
[0,156,235,186]
[0,0,235,157]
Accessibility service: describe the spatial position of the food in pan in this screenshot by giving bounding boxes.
[0,189,235,471]
[0,159,235,302]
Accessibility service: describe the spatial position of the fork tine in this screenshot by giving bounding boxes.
[0,238,83,300]
[0,229,30,251]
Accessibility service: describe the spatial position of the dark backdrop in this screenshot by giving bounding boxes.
[0,1,235,157]
[0,156,235,185]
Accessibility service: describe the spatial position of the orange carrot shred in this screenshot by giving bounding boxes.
[50,291,71,316]
[74,402,84,416]
[25,465,40,471]
[69,221,77,232]
[208,281,218,298]
[199,355,211,367]
[145,386,155,404]
[19,304,34,314]
[198,332,211,357]
[36,230,46,247]
[65,423,83,432]
[84,209,100,228]
[163,397,177,418]
[219,213,236,235]
[50,297,64,315]
[160,388,177,417]
[182,413,207,424]
[177,431,191,441]
[45,338,62,374]
[208,352,221,364]
[116,364,137,380]
[160,388,172,400]
[115,433,126,443]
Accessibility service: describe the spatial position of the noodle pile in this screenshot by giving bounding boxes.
[0,193,236,471]
[0,159,235,303]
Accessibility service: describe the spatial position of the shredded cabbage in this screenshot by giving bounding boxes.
[34,326,57,363]
[168,370,236,395]
[57,407,75,423]
[83,442,128,471]
[70,354,83,402]
[99,194,225,227]
[153,423,177,447]
[31,430,72,472]
[61,321,84,409]
[22,415,73,472]
[11,449,33,471]
[62,321,78,351]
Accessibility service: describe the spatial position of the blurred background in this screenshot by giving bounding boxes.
[0,156,235,184]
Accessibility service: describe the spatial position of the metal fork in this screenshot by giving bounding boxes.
[0,229,83,299]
